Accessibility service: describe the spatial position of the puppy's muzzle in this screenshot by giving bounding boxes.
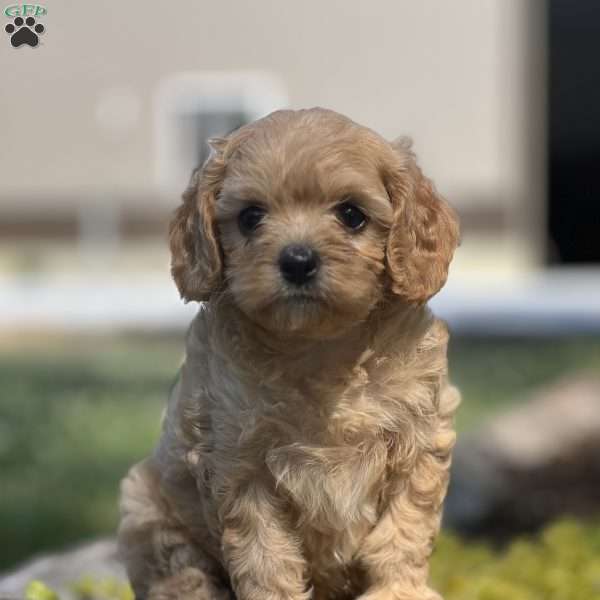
[279,244,320,286]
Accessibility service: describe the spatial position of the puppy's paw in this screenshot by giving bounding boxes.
[147,567,234,600]
[357,586,442,600]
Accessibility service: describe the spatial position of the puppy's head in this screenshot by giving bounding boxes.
[170,108,459,338]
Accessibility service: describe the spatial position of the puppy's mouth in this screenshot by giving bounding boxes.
[248,284,323,314]
[281,286,322,304]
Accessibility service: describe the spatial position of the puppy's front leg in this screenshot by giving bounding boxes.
[119,459,233,600]
[221,478,310,600]
[356,435,454,600]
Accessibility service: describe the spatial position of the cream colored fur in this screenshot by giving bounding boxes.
[118,108,460,600]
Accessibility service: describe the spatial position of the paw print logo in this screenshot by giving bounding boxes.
[5,16,45,47]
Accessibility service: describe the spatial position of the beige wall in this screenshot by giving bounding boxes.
[0,0,544,226]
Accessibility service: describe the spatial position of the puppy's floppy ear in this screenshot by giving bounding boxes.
[169,138,227,302]
[385,138,460,304]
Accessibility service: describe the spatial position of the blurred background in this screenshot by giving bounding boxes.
[1,0,599,598]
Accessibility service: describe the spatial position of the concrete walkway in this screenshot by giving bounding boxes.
[0,268,599,335]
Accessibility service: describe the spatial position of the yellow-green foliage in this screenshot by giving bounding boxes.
[24,519,600,600]
[70,577,134,600]
[430,519,600,600]
[25,577,134,600]
[25,580,59,600]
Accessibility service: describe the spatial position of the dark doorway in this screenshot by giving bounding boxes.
[548,0,600,263]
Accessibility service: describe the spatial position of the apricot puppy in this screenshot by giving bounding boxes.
[119,108,460,600]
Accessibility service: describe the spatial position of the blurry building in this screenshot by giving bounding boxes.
[0,1,543,258]
[1,0,597,333]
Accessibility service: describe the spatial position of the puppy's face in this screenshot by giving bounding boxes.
[216,119,394,337]
[170,109,459,338]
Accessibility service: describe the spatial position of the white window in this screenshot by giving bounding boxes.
[154,71,288,197]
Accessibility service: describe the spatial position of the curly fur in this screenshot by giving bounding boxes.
[118,108,460,600]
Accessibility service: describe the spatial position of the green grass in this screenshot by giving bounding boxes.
[449,336,600,430]
[1,334,600,570]
[0,335,183,570]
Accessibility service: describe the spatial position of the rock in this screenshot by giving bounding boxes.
[444,372,600,539]
[0,538,125,600]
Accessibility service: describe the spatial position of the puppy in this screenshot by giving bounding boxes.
[118,108,460,600]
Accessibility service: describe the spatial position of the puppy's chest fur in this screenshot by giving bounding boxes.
[227,365,393,570]
[262,398,391,570]
[179,307,443,567]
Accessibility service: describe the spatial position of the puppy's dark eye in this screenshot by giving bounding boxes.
[336,201,368,231]
[238,205,267,234]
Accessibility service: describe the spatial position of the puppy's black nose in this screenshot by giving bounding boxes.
[279,244,320,285]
